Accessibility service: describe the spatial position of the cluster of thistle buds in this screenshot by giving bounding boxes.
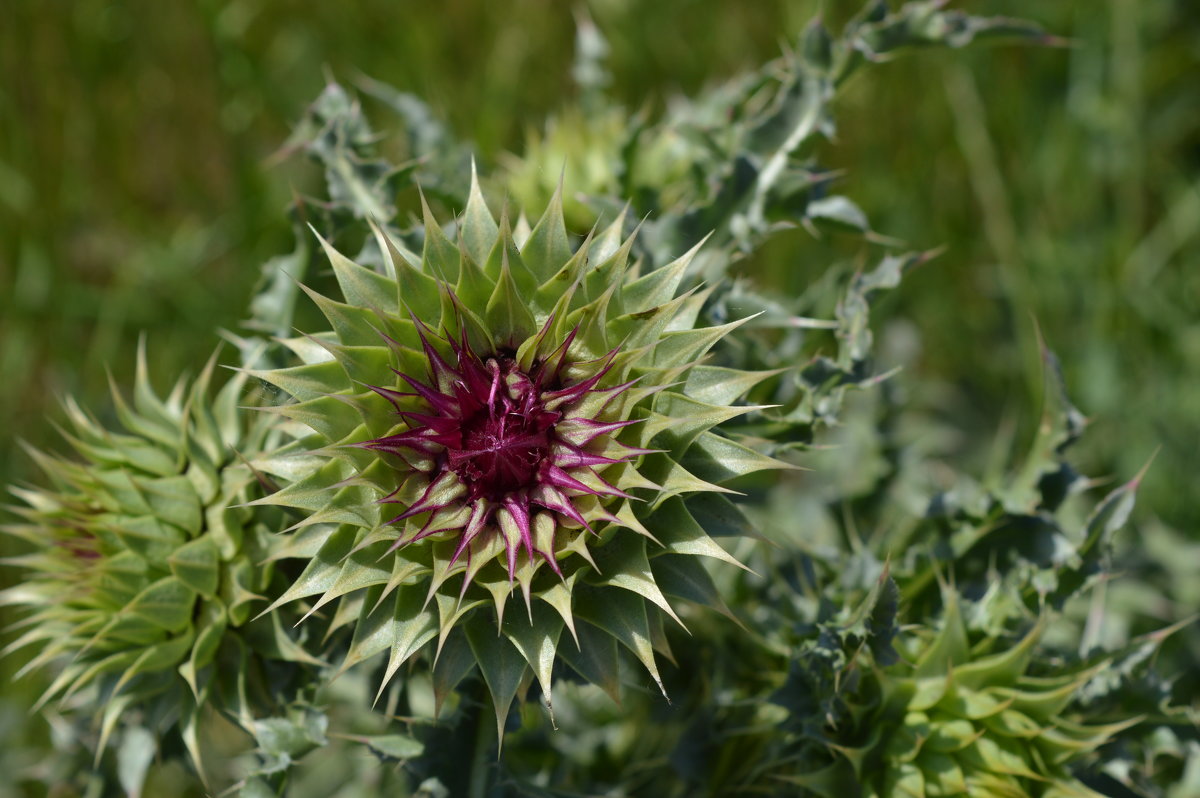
[2,172,787,767]
[1,161,1168,794]
[3,2,1185,794]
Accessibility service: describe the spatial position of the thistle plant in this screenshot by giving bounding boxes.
[251,173,785,728]
[3,3,1191,796]
[0,348,314,784]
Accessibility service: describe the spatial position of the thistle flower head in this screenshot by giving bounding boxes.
[1,347,303,766]
[253,173,786,725]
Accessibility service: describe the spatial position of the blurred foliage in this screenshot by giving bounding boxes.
[1,0,1198,796]
[827,1,1200,529]
[3,0,1197,516]
[3,0,1192,527]
[0,0,822,504]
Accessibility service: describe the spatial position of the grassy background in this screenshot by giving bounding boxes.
[1,0,1196,786]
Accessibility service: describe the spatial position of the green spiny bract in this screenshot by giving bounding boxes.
[0,348,314,773]
[787,588,1138,798]
[250,172,787,730]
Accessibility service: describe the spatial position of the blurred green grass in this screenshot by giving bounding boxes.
[831,1,1199,528]
[0,0,814,497]
[0,0,1197,789]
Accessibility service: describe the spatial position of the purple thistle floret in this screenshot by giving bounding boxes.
[358,318,647,582]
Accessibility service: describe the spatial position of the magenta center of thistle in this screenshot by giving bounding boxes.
[445,357,558,500]
[360,320,646,579]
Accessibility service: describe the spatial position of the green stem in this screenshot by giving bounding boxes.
[467,683,494,798]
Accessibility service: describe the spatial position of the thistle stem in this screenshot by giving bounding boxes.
[467,683,494,798]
